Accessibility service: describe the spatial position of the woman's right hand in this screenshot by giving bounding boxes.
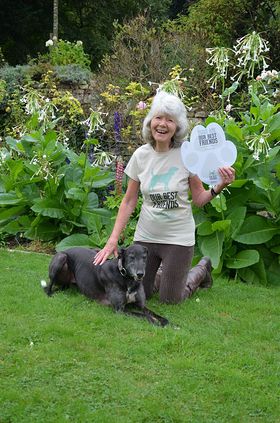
[93,240,119,265]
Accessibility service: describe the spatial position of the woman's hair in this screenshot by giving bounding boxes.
[142,91,188,148]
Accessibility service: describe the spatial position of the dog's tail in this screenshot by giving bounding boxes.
[41,279,47,289]
[40,279,51,295]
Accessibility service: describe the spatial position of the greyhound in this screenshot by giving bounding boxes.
[42,245,169,327]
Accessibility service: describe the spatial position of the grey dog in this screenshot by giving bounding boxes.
[42,245,169,327]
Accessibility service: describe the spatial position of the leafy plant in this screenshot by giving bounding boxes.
[54,64,92,85]
[46,39,91,70]
[194,33,280,285]
[0,128,115,247]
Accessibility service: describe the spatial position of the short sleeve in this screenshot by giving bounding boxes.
[124,152,140,182]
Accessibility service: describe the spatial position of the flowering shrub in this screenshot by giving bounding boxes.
[0,124,115,245]
[193,32,280,285]
[45,39,91,70]
[1,71,85,148]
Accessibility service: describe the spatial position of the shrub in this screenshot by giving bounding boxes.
[54,64,92,85]
[46,39,91,70]
[0,65,31,93]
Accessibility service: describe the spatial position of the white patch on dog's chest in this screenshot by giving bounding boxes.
[126,291,137,303]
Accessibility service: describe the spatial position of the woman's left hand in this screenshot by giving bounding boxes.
[218,166,235,187]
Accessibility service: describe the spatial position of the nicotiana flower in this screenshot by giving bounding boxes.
[81,109,105,136]
[256,69,279,82]
[246,133,271,161]
[233,31,270,81]
[45,39,54,47]
[206,47,233,89]
[225,103,233,112]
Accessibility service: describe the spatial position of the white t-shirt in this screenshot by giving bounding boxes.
[124,144,195,246]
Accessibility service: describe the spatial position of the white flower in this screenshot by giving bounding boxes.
[45,39,54,47]
[76,40,83,46]
[225,104,233,112]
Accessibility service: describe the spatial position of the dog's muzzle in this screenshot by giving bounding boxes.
[118,258,145,281]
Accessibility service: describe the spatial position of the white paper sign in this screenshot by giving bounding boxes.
[181,123,237,185]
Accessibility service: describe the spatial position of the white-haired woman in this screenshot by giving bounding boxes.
[94,91,235,304]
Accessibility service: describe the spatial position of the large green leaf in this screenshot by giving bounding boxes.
[197,221,213,236]
[200,231,224,269]
[267,112,280,140]
[226,249,259,269]
[0,192,24,205]
[233,216,279,244]
[31,199,65,218]
[24,223,59,241]
[212,219,231,232]
[225,121,243,142]
[55,234,95,251]
[0,205,26,223]
[227,206,246,238]
[84,192,99,210]
[65,188,86,201]
[5,136,25,153]
[80,210,103,234]
[238,256,268,285]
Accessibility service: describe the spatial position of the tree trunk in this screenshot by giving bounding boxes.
[53,0,58,40]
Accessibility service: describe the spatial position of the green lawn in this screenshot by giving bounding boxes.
[0,248,279,423]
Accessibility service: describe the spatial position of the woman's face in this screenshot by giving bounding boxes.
[150,114,177,149]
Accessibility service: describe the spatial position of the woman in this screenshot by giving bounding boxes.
[94,91,235,304]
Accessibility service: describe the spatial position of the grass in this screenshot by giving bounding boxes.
[0,248,279,423]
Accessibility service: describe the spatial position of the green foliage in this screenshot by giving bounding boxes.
[53,64,92,85]
[104,190,143,246]
[46,39,91,70]
[0,128,115,246]
[0,70,86,149]
[0,65,31,93]
[193,80,280,285]
[0,79,6,103]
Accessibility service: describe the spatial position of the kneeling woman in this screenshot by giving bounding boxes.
[94,91,235,304]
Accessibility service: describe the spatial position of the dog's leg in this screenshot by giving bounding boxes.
[142,307,169,327]
[124,306,169,327]
[124,285,169,326]
[106,285,127,312]
[45,252,70,296]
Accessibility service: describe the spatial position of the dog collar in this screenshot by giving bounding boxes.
[118,257,128,277]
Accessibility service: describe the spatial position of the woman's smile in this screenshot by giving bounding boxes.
[151,115,177,151]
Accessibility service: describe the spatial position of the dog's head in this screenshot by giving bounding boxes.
[118,244,148,282]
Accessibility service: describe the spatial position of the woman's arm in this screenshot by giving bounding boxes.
[189,166,235,207]
[93,178,140,265]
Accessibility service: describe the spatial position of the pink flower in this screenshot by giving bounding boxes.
[136,101,147,110]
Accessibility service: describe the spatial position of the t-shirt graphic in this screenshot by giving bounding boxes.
[149,166,179,191]
[149,166,179,210]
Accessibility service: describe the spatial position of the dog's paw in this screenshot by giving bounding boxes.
[40,280,47,288]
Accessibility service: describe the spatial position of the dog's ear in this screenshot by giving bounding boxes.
[118,247,126,260]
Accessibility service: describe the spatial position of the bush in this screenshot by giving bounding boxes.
[0,65,31,93]
[54,64,92,85]
[46,39,91,70]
